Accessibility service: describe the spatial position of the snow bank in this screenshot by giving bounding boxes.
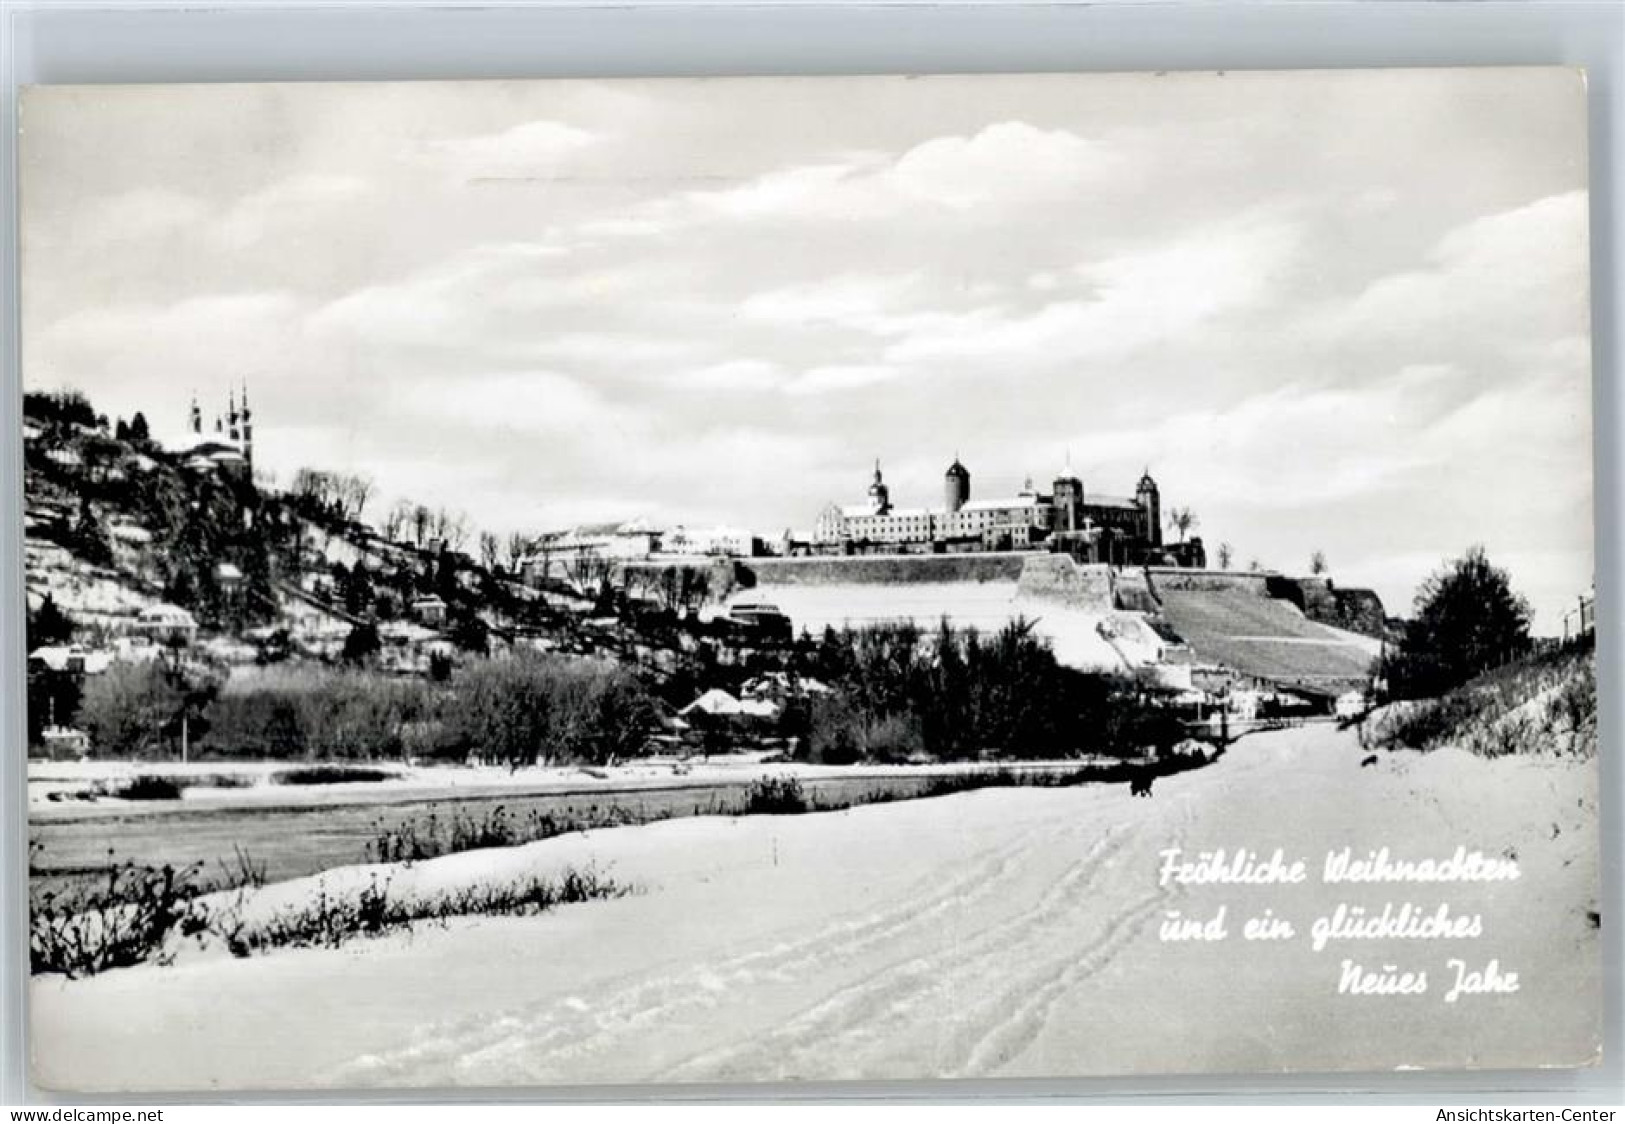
[31,723,1600,1092]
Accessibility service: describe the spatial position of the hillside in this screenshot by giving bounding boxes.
[1361,635,1597,759]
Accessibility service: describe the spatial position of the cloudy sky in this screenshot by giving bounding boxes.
[21,69,1593,630]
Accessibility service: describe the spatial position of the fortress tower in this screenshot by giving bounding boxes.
[867,460,892,515]
[1052,454,1084,533]
[943,456,970,513]
[1137,468,1162,548]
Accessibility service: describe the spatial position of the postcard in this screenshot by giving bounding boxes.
[20,69,1597,1092]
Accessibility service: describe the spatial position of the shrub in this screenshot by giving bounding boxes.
[31,861,208,978]
[273,764,398,786]
[365,802,653,864]
[798,619,1167,762]
[105,775,184,801]
[215,866,631,957]
[78,663,185,759]
[450,651,659,767]
[740,776,809,815]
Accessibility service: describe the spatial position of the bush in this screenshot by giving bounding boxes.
[740,776,809,815]
[1365,637,1596,759]
[31,861,208,978]
[273,764,398,785]
[214,866,631,957]
[105,775,184,801]
[78,663,185,759]
[797,619,1169,762]
[451,651,659,767]
[202,669,432,760]
[366,802,654,864]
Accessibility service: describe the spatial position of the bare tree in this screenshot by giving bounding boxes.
[526,536,556,588]
[1310,549,1329,575]
[1217,542,1234,570]
[290,468,336,512]
[435,509,470,553]
[569,547,615,600]
[479,530,501,573]
[503,531,531,576]
[382,500,412,543]
[332,473,374,521]
[411,505,432,548]
[1165,506,1199,544]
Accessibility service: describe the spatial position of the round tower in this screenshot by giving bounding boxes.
[1052,452,1084,533]
[867,459,892,515]
[943,456,970,513]
[1137,468,1162,548]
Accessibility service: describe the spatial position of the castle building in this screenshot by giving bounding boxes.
[180,385,255,476]
[813,457,1204,567]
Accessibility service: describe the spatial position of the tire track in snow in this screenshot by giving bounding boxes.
[657,813,1148,1081]
[327,810,1067,1085]
[662,785,1197,1081]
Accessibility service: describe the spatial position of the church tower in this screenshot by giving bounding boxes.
[227,389,240,443]
[1137,468,1162,548]
[239,382,254,464]
[943,456,970,513]
[189,395,202,436]
[867,460,892,515]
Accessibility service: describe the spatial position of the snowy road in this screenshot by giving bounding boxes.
[31,723,1600,1092]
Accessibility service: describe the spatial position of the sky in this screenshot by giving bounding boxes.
[20,69,1595,631]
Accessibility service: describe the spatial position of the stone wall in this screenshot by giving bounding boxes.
[1145,567,1274,598]
[739,552,1029,589]
[1015,556,1115,611]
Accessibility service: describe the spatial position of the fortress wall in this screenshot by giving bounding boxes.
[739,552,1029,589]
[1014,556,1115,612]
[1329,588,1389,638]
[1113,568,1159,613]
[1146,567,1274,598]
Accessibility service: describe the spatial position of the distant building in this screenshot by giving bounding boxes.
[410,595,448,626]
[813,457,1203,567]
[28,644,113,675]
[178,385,254,477]
[664,524,760,558]
[132,603,198,645]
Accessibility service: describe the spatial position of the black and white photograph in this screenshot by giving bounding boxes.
[18,68,1599,1092]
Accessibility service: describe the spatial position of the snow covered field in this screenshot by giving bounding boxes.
[30,723,1600,1092]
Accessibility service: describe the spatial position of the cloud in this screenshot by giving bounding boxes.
[739,274,921,328]
[679,122,1117,227]
[1319,191,1589,364]
[881,212,1302,368]
[399,371,618,435]
[784,364,901,396]
[885,122,1117,209]
[216,174,370,248]
[78,188,210,246]
[426,120,598,179]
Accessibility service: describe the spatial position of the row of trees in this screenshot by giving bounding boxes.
[784,619,1182,763]
[289,468,376,525]
[78,653,660,767]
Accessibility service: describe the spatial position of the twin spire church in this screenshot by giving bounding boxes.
[179,385,255,476]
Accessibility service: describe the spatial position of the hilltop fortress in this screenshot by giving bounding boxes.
[810,458,1205,568]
